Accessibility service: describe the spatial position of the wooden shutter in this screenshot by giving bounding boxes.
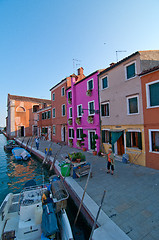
[138,132,142,150]
[126,132,131,147]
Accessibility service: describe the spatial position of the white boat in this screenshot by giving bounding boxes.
[0,178,74,240]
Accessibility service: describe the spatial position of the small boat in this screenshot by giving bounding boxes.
[4,140,19,152]
[0,178,74,240]
[12,147,31,161]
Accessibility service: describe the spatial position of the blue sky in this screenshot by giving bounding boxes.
[0,0,159,126]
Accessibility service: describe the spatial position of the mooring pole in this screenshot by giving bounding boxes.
[89,190,106,240]
[74,165,92,226]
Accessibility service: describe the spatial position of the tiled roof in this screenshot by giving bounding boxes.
[8,94,51,104]
[139,65,159,76]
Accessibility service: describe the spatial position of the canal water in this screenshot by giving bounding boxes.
[0,134,91,239]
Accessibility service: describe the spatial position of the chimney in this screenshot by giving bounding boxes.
[110,63,115,67]
[77,67,84,76]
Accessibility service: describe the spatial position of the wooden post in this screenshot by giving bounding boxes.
[74,165,92,226]
[89,190,106,240]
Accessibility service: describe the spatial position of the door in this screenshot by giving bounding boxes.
[88,130,95,150]
[117,134,124,155]
[18,126,24,137]
[61,125,66,142]
[48,127,51,140]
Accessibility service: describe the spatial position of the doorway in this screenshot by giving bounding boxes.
[114,133,124,156]
[18,126,25,137]
[88,130,96,151]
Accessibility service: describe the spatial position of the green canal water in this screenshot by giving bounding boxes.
[0,134,91,239]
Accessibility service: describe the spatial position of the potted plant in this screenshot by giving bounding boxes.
[69,139,73,147]
[68,98,72,104]
[98,150,102,156]
[68,118,72,125]
[76,117,81,125]
[80,133,87,151]
[87,115,94,124]
[86,89,92,96]
[92,134,98,155]
[76,140,81,148]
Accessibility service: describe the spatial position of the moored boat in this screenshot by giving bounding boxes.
[0,178,74,240]
[4,140,19,152]
[12,147,31,161]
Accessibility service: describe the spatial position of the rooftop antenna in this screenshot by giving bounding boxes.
[116,50,127,62]
[73,58,81,73]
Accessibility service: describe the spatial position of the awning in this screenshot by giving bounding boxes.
[110,130,124,153]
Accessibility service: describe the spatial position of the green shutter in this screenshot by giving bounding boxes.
[126,132,131,147]
[138,132,142,150]
[109,131,111,143]
[101,105,104,116]
[149,82,159,106]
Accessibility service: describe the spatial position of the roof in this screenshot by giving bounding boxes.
[8,94,51,104]
[50,78,67,91]
[98,51,139,76]
[139,65,159,76]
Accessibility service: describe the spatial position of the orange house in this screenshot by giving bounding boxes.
[140,66,159,169]
[7,94,51,138]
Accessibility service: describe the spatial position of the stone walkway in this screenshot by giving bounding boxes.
[19,137,159,240]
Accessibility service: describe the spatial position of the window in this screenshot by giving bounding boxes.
[68,91,72,99]
[52,108,55,118]
[61,87,65,96]
[37,114,39,121]
[101,102,109,116]
[127,95,139,115]
[69,107,72,118]
[77,128,83,139]
[102,130,111,143]
[126,62,136,80]
[52,93,55,101]
[149,130,159,152]
[42,112,47,120]
[101,76,108,89]
[53,125,56,135]
[77,104,82,117]
[126,131,142,149]
[62,104,66,116]
[146,80,159,108]
[87,79,93,90]
[33,105,39,113]
[69,128,74,138]
[48,110,51,119]
[88,101,95,115]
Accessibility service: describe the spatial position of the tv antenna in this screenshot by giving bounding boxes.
[116,50,127,62]
[73,58,81,73]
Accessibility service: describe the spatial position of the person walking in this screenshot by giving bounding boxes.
[35,137,39,150]
[107,148,115,175]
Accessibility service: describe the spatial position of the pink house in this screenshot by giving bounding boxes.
[66,69,101,153]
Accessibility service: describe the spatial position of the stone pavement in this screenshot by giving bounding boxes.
[19,137,159,240]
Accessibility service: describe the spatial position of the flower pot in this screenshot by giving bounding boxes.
[82,147,86,152]
[93,151,97,156]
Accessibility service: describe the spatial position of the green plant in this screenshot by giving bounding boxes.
[98,150,102,156]
[80,133,87,147]
[71,152,86,162]
[69,139,73,146]
[68,98,72,104]
[76,117,81,125]
[92,134,98,151]
[87,116,94,124]
[76,140,82,147]
[86,89,92,96]
[68,118,72,125]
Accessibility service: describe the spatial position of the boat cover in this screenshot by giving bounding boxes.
[41,203,59,237]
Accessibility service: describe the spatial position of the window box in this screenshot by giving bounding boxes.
[76,117,81,125]
[87,115,94,124]
[86,89,92,96]
[68,118,72,125]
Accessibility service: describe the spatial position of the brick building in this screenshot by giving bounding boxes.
[7,94,51,138]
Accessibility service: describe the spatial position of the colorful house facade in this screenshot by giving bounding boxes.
[7,94,51,138]
[140,66,159,169]
[37,106,52,140]
[50,67,85,144]
[98,50,159,166]
[66,70,101,153]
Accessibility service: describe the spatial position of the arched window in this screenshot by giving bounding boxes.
[16,106,26,112]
